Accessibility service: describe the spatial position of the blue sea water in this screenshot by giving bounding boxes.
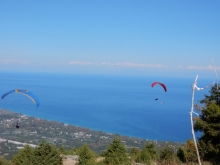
[0,72,213,142]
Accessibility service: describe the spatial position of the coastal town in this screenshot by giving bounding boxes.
[0,109,183,160]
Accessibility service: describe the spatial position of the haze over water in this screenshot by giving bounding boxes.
[0,72,213,142]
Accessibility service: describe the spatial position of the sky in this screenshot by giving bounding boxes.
[0,0,220,78]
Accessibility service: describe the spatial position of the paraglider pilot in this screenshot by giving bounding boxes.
[15,122,20,129]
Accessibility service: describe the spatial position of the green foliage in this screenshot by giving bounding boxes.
[12,141,62,165]
[160,145,176,161]
[33,141,62,165]
[200,84,220,106]
[144,142,158,160]
[96,161,105,165]
[58,145,65,154]
[12,145,34,165]
[177,147,186,162]
[77,144,96,165]
[194,103,220,163]
[136,149,151,164]
[58,145,77,155]
[181,140,197,163]
[129,147,140,161]
[136,142,158,164]
[159,156,181,165]
[0,157,12,165]
[65,147,77,155]
[102,137,131,165]
[177,139,207,164]
[192,84,220,163]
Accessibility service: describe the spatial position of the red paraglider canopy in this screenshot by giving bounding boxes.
[151,82,167,92]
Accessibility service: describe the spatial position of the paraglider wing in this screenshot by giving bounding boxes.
[1,90,15,100]
[1,89,40,107]
[151,82,167,92]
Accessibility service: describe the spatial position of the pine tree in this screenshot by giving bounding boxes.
[193,84,220,163]
[12,145,34,165]
[33,141,62,165]
[194,103,220,163]
[77,144,96,165]
[200,84,220,106]
[102,137,131,165]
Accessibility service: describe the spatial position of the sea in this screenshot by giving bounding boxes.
[0,71,214,143]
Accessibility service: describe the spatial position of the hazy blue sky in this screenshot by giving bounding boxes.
[0,1,219,77]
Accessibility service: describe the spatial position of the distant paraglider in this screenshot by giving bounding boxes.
[151,82,167,102]
[151,82,167,92]
[1,89,40,107]
[15,122,20,129]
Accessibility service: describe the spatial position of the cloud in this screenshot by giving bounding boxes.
[67,61,167,68]
[187,65,220,70]
[100,62,167,68]
[0,59,30,65]
[69,61,92,65]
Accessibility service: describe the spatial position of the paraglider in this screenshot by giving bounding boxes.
[15,122,20,129]
[151,82,167,101]
[1,89,40,107]
[151,82,167,92]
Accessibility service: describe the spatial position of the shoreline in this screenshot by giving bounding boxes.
[0,108,185,159]
[0,108,186,144]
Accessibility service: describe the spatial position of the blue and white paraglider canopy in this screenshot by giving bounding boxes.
[1,89,40,107]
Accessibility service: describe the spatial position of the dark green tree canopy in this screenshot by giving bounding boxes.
[200,84,220,106]
[33,141,62,165]
[102,137,131,165]
[12,145,34,165]
[11,141,62,165]
[77,144,96,165]
[194,84,220,163]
